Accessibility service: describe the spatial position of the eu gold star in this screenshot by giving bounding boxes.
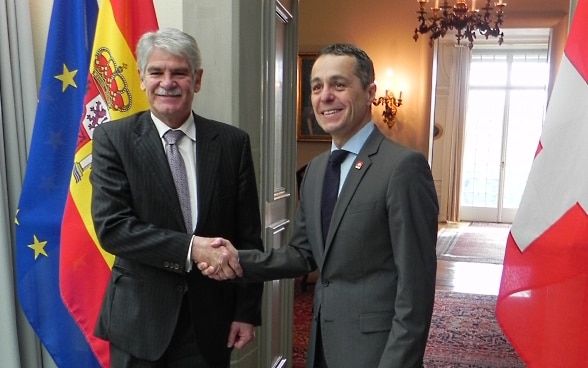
[55,64,78,92]
[28,235,48,260]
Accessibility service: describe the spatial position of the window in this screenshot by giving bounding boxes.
[460,30,550,222]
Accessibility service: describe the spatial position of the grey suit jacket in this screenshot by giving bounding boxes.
[239,128,438,368]
[91,111,263,366]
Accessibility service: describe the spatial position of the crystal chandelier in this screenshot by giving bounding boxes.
[413,0,506,49]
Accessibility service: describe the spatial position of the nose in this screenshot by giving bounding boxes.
[160,72,175,88]
[319,87,335,102]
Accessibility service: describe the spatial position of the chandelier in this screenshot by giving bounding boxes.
[413,0,506,49]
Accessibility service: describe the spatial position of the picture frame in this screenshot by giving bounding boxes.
[297,53,330,141]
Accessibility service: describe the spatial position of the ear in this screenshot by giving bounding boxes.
[193,69,204,93]
[139,70,146,91]
[366,82,377,106]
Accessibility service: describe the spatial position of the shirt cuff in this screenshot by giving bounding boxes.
[186,235,194,272]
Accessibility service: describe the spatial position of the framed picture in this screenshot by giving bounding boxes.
[297,53,330,141]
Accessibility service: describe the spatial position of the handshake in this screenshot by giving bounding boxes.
[191,236,242,280]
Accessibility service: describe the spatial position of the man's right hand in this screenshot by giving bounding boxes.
[191,236,242,279]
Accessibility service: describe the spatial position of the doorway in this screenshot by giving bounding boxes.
[186,1,299,367]
[460,43,549,223]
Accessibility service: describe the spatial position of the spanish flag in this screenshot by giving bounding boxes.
[15,1,99,367]
[496,0,588,366]
[59,0,158,366]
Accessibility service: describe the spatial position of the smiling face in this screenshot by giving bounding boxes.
[140,48,203,128]
[310,54,376,147]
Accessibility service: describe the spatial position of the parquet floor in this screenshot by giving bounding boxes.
[436,222,505,296]
[436,260,502,295]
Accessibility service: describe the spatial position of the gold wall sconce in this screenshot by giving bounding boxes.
[373,69,403,128]
[373,90,402,128]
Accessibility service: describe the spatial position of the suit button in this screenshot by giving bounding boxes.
[174,264,180,270]
[177,285,184,292]
[322,280,330,287]
[164,261,170,268]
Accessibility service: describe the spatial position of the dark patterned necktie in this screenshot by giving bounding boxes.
[321,150,349,243]
[163,129,192,233]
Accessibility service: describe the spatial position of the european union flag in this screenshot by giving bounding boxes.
[15,0,100,367]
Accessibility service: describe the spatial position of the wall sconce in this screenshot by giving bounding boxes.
[373,90,402,128]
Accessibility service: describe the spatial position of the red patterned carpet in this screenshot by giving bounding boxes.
[423,291,525,367]
[292,286,525,368]
[292,279,313,368]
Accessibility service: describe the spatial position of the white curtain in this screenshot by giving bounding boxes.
[0,0,56,367]
[446,45,470,222]
[436,42,471,222]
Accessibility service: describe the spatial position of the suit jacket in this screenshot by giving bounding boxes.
[91,111,263,366]
[239,128,438,368]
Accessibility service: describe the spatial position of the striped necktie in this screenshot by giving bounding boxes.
[163,129,192,233]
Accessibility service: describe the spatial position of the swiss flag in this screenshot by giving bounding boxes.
[496,1,588,367]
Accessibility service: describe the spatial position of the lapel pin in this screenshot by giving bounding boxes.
[355,161,364,170]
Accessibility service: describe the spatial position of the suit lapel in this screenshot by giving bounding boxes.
[193,114,221,232]
[323,129,384,255]
[133,112,185,231]
[312,152,331,254]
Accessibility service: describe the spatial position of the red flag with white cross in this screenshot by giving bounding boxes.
[496,1,588,366]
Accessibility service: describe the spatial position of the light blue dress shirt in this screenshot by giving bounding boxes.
[330,122,375,194]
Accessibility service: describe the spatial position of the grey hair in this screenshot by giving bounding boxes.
[318,43,375,89]
[136,28,202,77]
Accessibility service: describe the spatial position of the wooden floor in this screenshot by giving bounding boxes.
[436,222,504,296]
[436,260,502,296]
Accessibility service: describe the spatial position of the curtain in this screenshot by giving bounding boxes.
[437,42,471,222]
[0,0,57,367]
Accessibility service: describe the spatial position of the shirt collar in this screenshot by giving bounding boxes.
[152,112,196,142]
[331,122,375,155]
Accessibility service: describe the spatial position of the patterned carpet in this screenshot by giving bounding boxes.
[423,291,525,368]
[292,286,525,368]
[292,280,313,368]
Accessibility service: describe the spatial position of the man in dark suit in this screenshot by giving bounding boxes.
[91,28,262,368]
[202,43,439,368]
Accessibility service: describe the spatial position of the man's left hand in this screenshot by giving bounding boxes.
[227,321,256,349]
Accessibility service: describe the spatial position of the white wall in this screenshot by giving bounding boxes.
[29,0,180,86]
[182,1,238,125]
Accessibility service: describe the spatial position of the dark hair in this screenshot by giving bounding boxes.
[318,43,375,88]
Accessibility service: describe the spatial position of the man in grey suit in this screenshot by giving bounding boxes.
[91,28,261,368]
[202,43,439,367]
